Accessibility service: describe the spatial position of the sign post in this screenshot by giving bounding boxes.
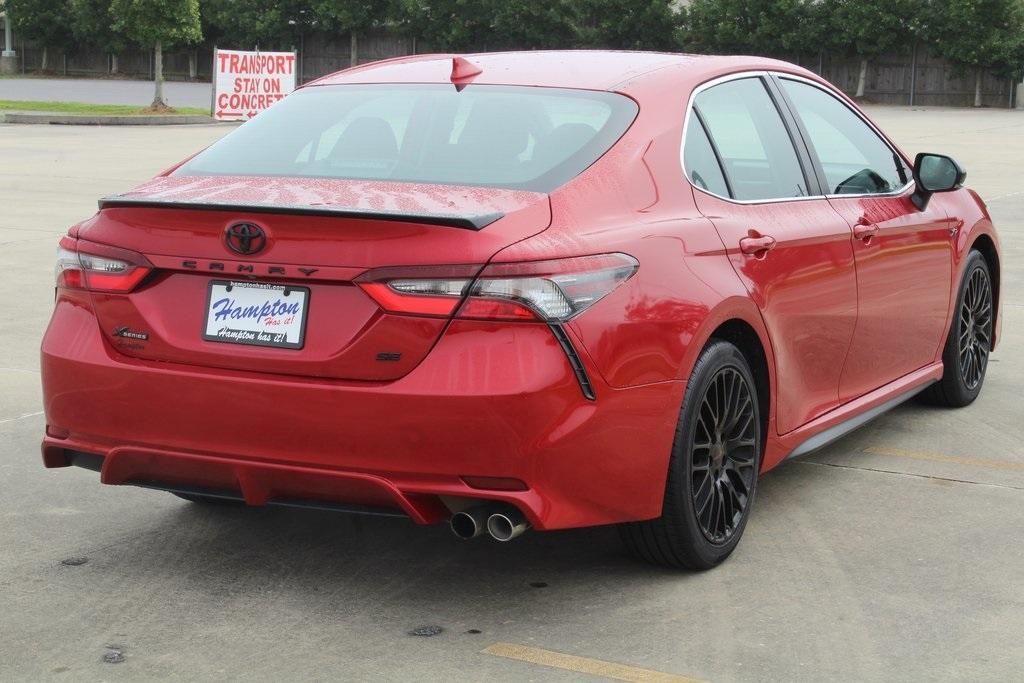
[212,48,297,122]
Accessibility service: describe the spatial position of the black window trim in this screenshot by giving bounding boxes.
[769,73,915,200]
[679,70,914,205]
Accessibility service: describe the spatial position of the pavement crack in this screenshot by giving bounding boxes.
[0,411,43,426]
[0,237,59,247]
[987,190,1024,202]
[797,460,1024,492]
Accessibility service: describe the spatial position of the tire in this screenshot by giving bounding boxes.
[620,340,762,570]
[922,250,994,408]
[172,492,244,506]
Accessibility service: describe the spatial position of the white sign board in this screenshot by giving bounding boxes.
[212,49,297,121]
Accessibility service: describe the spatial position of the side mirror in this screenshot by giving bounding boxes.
[911,153,966,210]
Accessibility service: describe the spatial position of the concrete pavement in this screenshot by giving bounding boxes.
[0,107,1022,681]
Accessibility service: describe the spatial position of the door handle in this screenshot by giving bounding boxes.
[853,220,879,241]
[739,234,777,256]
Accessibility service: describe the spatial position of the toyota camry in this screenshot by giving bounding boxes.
[41,51,1001,569]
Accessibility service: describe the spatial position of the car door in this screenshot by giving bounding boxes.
[774,76,953,401]
[683,75,859,435]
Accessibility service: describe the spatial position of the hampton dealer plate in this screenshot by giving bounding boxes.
[203,280,309,349]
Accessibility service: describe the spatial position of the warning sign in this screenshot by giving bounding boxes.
[212,48,297,121]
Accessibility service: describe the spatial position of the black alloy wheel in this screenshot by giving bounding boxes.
[958,264,993,390]
[691,367,758,544]
[620,340,762,570]
[923,249,995,408]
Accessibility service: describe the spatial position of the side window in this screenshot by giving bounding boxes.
[683,117,730,197]
[693,78,809,201]
[780,79,910,195]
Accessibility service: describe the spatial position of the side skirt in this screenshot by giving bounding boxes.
[763,362,944,470]
[786,382,934,459]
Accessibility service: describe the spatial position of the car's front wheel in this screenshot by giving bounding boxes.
[923,249,994,407]
[620,340,762,570]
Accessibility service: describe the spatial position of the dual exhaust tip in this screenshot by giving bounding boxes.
[450,505,530,542]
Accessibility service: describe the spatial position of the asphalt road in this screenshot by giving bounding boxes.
[0,77,213,109]
[1,106,1022,682]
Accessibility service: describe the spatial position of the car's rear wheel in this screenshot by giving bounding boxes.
[620,340,762,570]
[922,250,993,407]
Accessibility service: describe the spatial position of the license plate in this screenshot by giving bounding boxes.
[203,280,309,349]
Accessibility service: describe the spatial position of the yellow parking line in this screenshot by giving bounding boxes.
[863,446,1024,472]
[482,642,704,683]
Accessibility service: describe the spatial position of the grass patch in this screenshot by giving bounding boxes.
[0,99,209,116]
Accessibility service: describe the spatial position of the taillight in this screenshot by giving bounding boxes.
[354,264,482,318]
[55,236,153,293]
[356,253,638,322]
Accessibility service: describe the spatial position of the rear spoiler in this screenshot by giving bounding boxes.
[97,197,503,231]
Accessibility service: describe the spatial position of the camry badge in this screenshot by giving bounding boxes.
[225,222,267,255]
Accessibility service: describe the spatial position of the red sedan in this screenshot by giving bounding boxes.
[41,52,1001,569]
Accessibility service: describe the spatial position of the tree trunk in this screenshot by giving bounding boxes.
[350,32,357,68]
[974,69,983,108]
[110,53,118,74]
[188,50,196,79]
[41,46,48,71]
[855,58,868,98]
[152,41,165,108]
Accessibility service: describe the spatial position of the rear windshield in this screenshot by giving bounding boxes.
[175,84,638,192]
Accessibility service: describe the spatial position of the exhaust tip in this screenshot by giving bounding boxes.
[450,508,487,540]
[486,508,529,542]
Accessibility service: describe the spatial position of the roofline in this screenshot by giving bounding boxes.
[301,50,775,93]
[301,53,460,89]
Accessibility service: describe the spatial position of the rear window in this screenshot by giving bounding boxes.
[176,84,638,192]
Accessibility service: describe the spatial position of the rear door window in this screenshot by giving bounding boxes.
[779,78,910,195]
[690,78,809,201]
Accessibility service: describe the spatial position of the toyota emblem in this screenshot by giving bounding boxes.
[225,222,267,255]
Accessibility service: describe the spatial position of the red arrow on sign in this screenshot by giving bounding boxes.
[216,109,244,118]
[246,111,258,118]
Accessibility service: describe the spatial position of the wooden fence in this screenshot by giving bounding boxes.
[7,32,1020,108]
[792,45,1016,108]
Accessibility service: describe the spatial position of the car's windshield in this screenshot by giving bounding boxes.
[176,84,639,192]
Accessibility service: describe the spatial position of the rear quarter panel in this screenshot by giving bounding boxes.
[492,63,777,408]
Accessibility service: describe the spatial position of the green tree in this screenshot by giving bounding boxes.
[5,0,75,70]
[311,0,393,65]
[929,0,1024,106]
[487,1,581,49]
[205,0,329,51]
[679,0,822,58]
[398,0,579,51]
[576,0,678,50]
[202,0,289,48]
[70,0,128,72]
[398,0,490,51]
[110,0,201,108]
[825,0,923,99]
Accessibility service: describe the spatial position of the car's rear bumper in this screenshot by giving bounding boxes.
[41,296,684,530]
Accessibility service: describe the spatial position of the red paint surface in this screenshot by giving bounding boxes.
[41,52,1002,529]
